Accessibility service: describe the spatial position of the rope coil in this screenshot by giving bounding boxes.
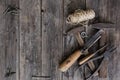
[66,9,95,25]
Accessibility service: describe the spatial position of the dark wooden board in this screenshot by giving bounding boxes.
[0,0,19,80]
[41,0,63,80]
[0,0,6,80]
[0,0,120,80]
[19,0,41,80]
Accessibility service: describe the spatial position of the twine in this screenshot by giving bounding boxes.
[66,9,95,25]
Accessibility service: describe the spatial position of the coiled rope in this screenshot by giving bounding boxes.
[66,9,95,25]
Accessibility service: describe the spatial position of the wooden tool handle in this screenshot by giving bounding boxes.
[79,53,95,65]
[88,61,95,71]
[75,32,84,47]
[59,50,82,72]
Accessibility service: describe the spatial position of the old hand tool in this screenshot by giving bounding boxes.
[59,29,104,72]
[91,46,116,61]
[65,26,95,71]
[79,44,107,65]
[66,26,85,47]
[92,23,115,29]
[74,46,116,80]
[85,46,116,79]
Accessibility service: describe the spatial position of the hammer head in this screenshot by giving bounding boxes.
[91,23,115,29]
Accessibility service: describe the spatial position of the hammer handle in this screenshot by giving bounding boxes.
[75,32,84,47]
[59,50,82,72]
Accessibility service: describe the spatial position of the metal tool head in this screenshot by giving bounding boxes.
[65,26,85,47]
[84,46,117,80]
[66,26,84,35]
[93,44,108,55]
[80,31,88,38]
[91,23,115,29]
[83,29,104,52]
[83,46,116,65]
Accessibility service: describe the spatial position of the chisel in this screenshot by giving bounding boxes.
[66,26,85,47]
[79,44,107,65]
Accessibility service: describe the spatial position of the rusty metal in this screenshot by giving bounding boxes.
[84,46,116,79]
[92,23,115,29]
[73,46,116,80]
[66,26,84,35]
[89,46,116,63]
[79,44,107,65]
[82,29,104,54]
[80,31,88,38]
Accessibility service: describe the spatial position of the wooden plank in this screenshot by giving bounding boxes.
[19,0,41,80]
[0,0,19,80]
[0,1,6,80]
[63,0,86,80]
[41,0,63,80]
[107,0,120,80]
[108,31,120,80]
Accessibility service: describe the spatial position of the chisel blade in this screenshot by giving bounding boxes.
[83,29,104,52]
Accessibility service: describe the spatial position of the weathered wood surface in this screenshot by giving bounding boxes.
[0,0,120,80]
[19,0,41,80]
[0,0,19,80]
[41,0,63,80]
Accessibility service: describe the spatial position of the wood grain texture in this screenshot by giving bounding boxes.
[0,0,120,80]
[19,0,41,80]
[0,0,6,80]
[41,0,63,80]
[107,0,120,80]
[0,0,19,80]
